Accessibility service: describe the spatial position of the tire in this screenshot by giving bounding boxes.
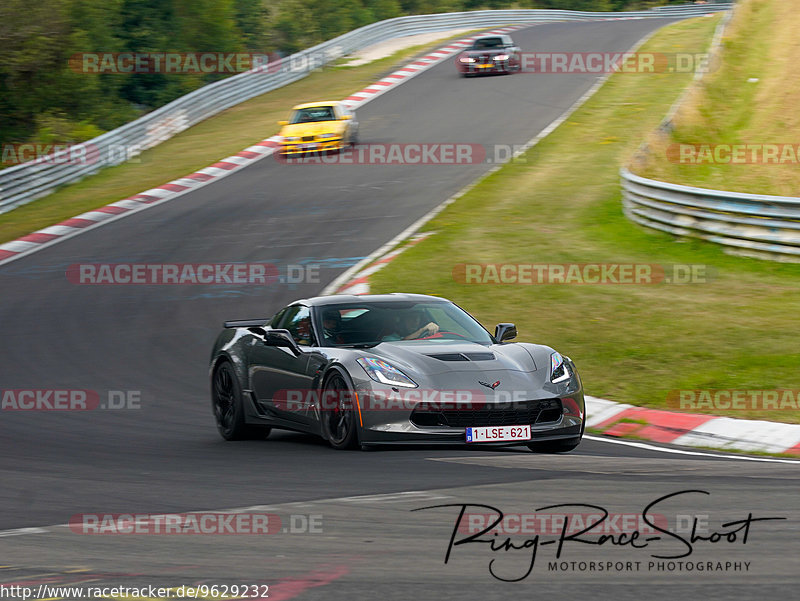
[526,437,581,454]
[320,371,359,450]
[211,360,271,441]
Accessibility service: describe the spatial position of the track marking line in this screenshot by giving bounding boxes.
[584,435,800,464]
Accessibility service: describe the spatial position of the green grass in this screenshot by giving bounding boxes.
[634,0,800,196]
[0,33,478,244]
[368,13,800,424]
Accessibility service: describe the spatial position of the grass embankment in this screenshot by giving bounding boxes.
[369,13,800,424]
[634,0,800,196]
[0,35,469,244]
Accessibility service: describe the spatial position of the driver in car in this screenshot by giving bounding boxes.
[322,309,344,344]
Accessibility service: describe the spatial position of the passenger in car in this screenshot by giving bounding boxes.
[382,311,439,341]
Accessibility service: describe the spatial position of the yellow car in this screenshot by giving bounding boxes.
[277,101,359,154]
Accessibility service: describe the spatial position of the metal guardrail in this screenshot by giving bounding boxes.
[621,2,800,263]
[621,168,800,261]
[0,4,731,214]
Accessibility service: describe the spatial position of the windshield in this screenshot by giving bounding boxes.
[290,106,336,123]
[315,301,494,347]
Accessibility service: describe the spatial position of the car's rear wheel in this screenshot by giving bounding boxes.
[321,372,359,450]
[212,360,271,441]
[526,437,581,453]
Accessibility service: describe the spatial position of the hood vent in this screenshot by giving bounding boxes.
[427,352,496,362]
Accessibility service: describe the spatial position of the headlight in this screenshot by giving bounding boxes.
[357,357,417,388]
[318,134,338,139]
[460,57,476,63]
[550,352,571,384]
[494,54,510,61]
[284,136,301,142]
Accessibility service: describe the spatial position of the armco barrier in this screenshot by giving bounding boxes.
[621,167,800,261]
[0,4,731,215]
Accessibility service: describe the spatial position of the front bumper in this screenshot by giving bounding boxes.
[280,139,344,155]
[359,419,582,446]
[457,61,510,75]
[354,387,585,445]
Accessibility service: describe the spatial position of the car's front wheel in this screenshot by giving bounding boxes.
[321,372,359,450]
[526,437,581,453]
[211,360,271,441]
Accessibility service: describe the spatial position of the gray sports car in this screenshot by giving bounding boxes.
[210,294,585,451]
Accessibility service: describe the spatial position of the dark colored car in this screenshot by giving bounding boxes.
[456,34,521,76]
[210,294,584,451]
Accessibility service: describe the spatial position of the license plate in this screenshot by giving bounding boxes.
[466,425,531,443]
[300,143,318,149]
[478,63,494,68]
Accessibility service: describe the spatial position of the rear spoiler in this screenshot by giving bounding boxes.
[223,319,269,329]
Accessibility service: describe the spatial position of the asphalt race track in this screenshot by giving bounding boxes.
[1,16,797,600]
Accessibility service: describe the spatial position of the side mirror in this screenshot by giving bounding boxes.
[262,328,303,355]
[494,323,517,342]
[278,120,288,126]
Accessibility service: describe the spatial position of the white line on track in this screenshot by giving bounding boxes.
[584,435,800,464]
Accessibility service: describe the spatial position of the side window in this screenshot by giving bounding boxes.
[282,306,316,347]
[269,308,288,329]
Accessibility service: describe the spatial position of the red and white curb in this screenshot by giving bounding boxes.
[0,137,279,266]
[0,26,524,268]
[585,396,800,456]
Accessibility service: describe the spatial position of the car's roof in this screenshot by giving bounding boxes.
[294,293,449,307]
[469,34,512,45]
[291,101,341,110]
